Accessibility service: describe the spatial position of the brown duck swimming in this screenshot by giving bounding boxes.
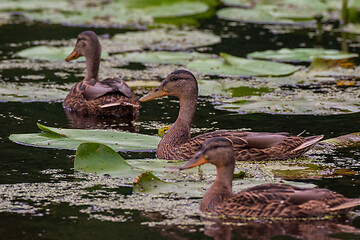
[180,137,360,218]
[140,70,323,161]
[64,31,139,119]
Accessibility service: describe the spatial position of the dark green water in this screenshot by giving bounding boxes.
[1,16,360,239]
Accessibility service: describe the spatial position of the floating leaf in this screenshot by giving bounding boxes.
[25,7,153,27]
[270,163,358,180]
[221,0,253,7]
[217,0,340,24]
[248,48,358,62]
[198,79,273,97]
[123,1,209,18]
[0,0,69,11]
[74,142,317,197]
[114,51,214,65]
[217,94,360,115]
[132,170,315,197]
[16,45,108,61]
[74,142,143,177]
[0,82,68,102]
[315,132,360,150]
[344,23,360,34]
[9,124,161,151]
[309,57,356,71]
[112,29,221,51]
[133,171,208,197]
[187,53,300,77]
[217,6,314,25]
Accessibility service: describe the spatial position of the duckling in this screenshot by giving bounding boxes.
[64,31,139,119]
[180,137,360,218]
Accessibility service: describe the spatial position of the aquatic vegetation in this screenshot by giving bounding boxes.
[9,123,160,151]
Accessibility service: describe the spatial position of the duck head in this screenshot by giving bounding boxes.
[65,31,101,62]
[179,137,235,170]
[140,70,198,102]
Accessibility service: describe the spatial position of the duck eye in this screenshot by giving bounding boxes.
[172,76,178,81]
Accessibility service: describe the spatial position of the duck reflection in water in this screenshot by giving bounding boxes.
[203,217,360,240]
[179,137,360,239]
[65,109,139,132]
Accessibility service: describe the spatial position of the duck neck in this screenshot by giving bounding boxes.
[84,46,101,81]
[201,164,234,212]
[162,95,197,145]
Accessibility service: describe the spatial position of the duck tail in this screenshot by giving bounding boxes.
[329,199,360,212]
[292,135,324,152]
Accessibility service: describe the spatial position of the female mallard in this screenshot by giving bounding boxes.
[180,137,360,218]
[140,70,323,161]
[64,31,139,119]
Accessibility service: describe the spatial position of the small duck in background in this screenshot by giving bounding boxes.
[180,137,360,218]
[64,31,139,119]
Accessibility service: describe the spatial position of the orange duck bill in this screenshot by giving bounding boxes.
[139,85,168,102]
[65,50,81,62]
[179,151,209,170]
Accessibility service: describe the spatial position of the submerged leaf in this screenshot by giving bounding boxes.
[9,124,161,151]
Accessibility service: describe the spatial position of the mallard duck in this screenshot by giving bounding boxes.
[180,137,360,218]
[64,31,139,119]
[140,70,323,161]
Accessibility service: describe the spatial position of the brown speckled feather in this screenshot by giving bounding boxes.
[140,70,323,161]
[214,183,354,218]
[64,31,139,118]
[179,138,360,219]
[64,77,139,118]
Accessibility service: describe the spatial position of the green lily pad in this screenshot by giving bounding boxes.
[0,0,68,11]
[217,93,360,115]
[221,0,254,7]
[217,6,314,25]
[247,48,358,62]
[25,7,153,27]
[187,53,300,77]
[218,0,340,24]
[114,51,214,65]
[112,29,221,51]
[315,132,360,150]
[75,142,144,177]
[74,142,216,181]
[16,45,108,61]
[0,82,68,102]
[9,123,161,151]
[133,170,315,197]
[74,142,317,197]
[116,1,210,18]
[198,79,273,97]
[133,171,209,197]
[344,23,360,34]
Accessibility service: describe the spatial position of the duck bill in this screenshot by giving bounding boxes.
[65,50,81,62]
[179,153,208,170]
[140,86,168,102]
